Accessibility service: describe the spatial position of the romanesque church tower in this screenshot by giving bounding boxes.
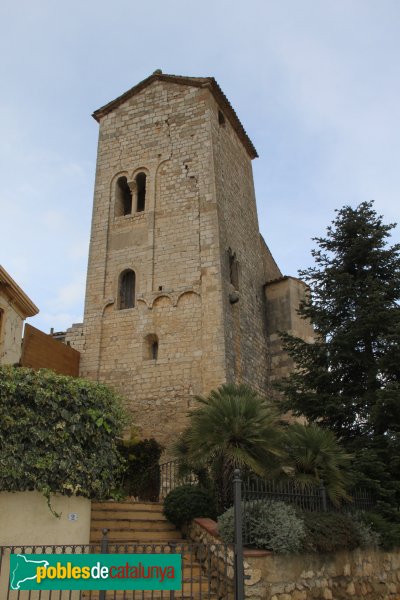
[79,72,313,445]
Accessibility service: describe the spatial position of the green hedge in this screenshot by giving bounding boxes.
[118,438,163,501]
[301,512,362,553]
[163,485,217,526]
[0,366,127,503]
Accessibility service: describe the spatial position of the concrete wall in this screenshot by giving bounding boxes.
[0,296,23,365]
[0,492,90,599]
[0,491,91,547]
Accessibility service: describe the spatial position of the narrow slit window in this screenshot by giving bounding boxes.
[151,339,158,360]
[115,176,132,216]
[218,110,226,126]
[136,173,146,212]
[144,334,159,360]
[228,248,239,290]
[119,269,135,309]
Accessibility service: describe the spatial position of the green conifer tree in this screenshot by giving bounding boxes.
[280,201,400,515]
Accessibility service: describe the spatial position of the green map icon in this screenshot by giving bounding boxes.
[10,554,49,590]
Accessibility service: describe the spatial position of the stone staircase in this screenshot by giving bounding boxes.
[86,501,224,600]
[90,501,182,544]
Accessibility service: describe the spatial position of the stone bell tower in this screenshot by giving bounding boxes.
[79,71,310,446]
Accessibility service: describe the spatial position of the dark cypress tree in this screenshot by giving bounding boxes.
[279,201,400,514]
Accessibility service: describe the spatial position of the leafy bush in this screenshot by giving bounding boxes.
[218,501,306,554]
[301,512,364,553]
[0,366,127,504]
[218,501,382,554]
[249,502,306,553]
[217,505,242,544]
[163,485,217,526]
[118,437,163,501]
[357,512,400,550]
[352,514,381,548]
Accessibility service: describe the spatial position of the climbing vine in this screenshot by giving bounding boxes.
[0,366,128,505]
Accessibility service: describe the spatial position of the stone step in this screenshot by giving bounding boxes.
[81,580,216,600]
[82,593,219,600]
[84,549,205,565]
[92,502,164,513]
[92,510,166,521]
[90,529,184,543]
[92,519,176,532]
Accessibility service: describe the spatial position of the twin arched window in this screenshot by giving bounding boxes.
[136,173,146,212]
[115,172,147,217]
[118,269,135,309]
[116,176,132,216]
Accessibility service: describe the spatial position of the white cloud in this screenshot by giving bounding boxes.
[41,209,68,228]
[68,239,89,260]
[52,277,86,312]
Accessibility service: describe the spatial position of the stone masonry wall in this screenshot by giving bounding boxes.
[79,75,304,448]
[265,277,315,382]
[187,518,400,600]
[209,95,278,393]
[64,322,84,354]
[260,235,282,283]
[80,80,228,446]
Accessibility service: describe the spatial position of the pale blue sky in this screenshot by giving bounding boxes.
[1,0,399,332]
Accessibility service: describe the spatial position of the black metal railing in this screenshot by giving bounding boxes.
[0,537,232,600]
[242,477,375,513]
[159,460,197,501]
[239,476,375,547]
[243,477,326,513]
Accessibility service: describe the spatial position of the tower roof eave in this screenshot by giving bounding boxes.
[92,72,258,159]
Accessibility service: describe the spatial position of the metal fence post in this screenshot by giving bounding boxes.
[319,481,327,512]
[233,469,244,600]
[99,528,109,600]
[169,543,176,600]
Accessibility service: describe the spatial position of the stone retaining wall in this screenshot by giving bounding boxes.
[187,518,400,600]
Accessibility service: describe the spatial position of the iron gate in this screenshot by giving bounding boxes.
[0,541,233,600]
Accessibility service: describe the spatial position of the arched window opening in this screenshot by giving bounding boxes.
[136,172,146,212]
[118,269,135,309]
[151,339,158,360]
[115,176,132,216]
[144,334,159,360]
[228,248,239,290]
[218,110,226,126]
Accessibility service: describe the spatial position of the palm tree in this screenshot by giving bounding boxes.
[173,384,284,511]
[284,422,353,504]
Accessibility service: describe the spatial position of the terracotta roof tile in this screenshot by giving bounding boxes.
[92,72,258,159]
